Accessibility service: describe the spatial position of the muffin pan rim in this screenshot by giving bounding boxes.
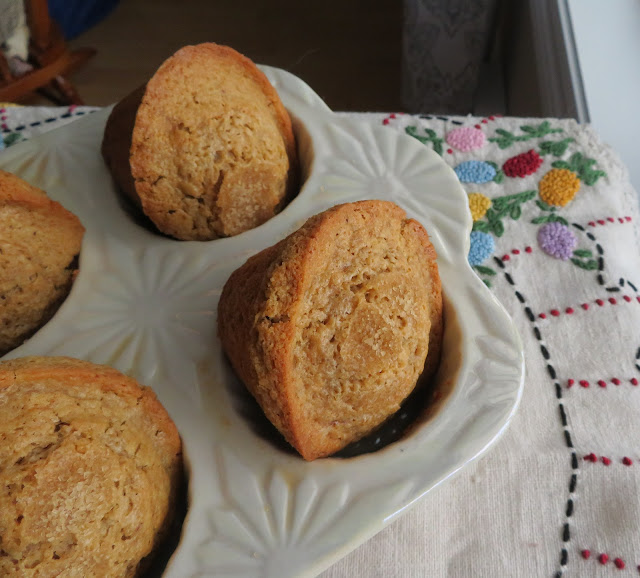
[0,65,524,577]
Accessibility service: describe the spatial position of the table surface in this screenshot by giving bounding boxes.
[2,104,640,577]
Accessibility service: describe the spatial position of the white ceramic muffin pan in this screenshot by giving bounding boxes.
[0,67,525,577]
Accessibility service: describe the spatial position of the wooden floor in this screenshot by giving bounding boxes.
[64,0,402,112]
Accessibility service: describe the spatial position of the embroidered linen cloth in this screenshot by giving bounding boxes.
[2,106,639,577]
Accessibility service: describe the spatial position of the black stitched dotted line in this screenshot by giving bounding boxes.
[636,347,640,373]
[418,114,464,125]
[494,256,578,577]
[1,109,94,134]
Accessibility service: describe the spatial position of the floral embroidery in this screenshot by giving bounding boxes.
[468,193,491,221]
[472,190,536,237]
[537,222,577,260]
[1,132,20,148]
[552,152,606,186]
[503,149,543,178]
[468,231,495,266]
[539,138,574,157]
[455,160,496,184]
[539,168,581,207]
[405,125,444,155]
[489,121,563,149]
[446,126,486,151]
[570,249,599,270]
[531,200,569,225]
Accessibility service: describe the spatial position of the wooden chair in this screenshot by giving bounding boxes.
[0,0,95,104]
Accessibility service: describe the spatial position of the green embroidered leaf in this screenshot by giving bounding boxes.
[405,126,426,143]
[474,265,496,276]
[539,138,574,156]
[531,214,568,225]
[405,126,444,156]
[490,122,563,149]
[472,221,491,233]
[535,200,553,211]
[491,190,536,211]
[573,249,593,258]
[483,278,492,288]
[3,133,21,147]
[473,189,535,235]
[552,152,607,185]
[489,129,516,149]
[582,169,607,186]
[491,219,505,237]
[571,258,599,270]
[486,161,505,183]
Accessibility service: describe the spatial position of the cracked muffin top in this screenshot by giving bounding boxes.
[0,170,84,356]
[101,43,298,241]
[0,356,182,577]
[218,200,443,460]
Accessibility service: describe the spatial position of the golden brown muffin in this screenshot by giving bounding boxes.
[102,43,298,241]
[218,200,443,460]
[0,356,183,577]
[0,170,85,356]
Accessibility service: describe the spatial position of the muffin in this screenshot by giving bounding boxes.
[101,42,298,241]
[0,356,183,577]
[0,170,84,356]
[218,200,443,460]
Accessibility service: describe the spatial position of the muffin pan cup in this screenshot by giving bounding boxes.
[0,67,524,577]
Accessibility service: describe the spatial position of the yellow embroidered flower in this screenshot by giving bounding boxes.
[538,168,580,207]
[468,192,491,221]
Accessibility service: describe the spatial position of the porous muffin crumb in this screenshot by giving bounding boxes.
[102,43,298,241]
[218,200,443,460]
[0,170,84,356]
[0,356,183,577]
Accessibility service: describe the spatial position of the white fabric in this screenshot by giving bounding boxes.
[2,107,639,577]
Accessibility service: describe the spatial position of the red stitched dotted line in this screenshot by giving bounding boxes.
[567,377,639,388]
[473,114,499,130]
[382,112,404,126]
[582,454,634,465]
[538,295,640,319]
[588,216,633,226]
[1,107,8,131]
[581,550,629,569]
[500,246,534,261]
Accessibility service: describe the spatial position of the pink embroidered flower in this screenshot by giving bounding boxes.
[446,126,486,152]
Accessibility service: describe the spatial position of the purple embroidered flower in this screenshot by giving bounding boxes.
[468,231,495,266]
[455,160,496,184]
[537,222,577,260]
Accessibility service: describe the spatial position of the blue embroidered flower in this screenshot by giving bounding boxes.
[455,160,496,184]
[468,231,495,266]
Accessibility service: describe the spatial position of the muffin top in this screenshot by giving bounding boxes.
[119,43,297,240]
[218,200,442,460]
[0,170,84,355]
[0,356,182,577]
